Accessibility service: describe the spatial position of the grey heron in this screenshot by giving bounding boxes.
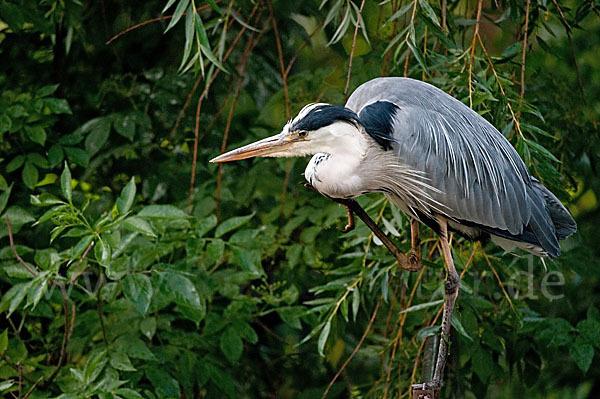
[210,77,577,393]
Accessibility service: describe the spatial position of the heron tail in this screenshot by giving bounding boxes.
[531,178,577,241]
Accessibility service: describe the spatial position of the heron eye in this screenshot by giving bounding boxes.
[298,130,308,138]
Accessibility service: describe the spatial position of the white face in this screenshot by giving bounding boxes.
[210,104,366,163]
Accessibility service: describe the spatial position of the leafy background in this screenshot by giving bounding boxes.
[0,0,599,398]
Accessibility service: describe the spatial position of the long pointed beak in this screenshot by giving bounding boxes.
[210,133,291,163]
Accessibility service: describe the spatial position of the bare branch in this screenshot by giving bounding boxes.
[344,0,367,101]
[322,297,382,399]
[5,214,38,277]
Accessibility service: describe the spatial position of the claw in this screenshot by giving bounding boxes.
[411,382,440,399]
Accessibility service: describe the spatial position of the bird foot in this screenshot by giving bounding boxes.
[301,181,318,193]
[411,381,440,399]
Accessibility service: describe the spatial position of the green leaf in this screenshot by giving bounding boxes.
[165,0,190,32]
[418,0,441,27]
[0,183,13,215]
[115,388,144,399]
[117,177,136,214]
[318,320,331,356]
[178,5,195,71]
[24,125,46,146]
[277,306,303,329]
[452,314,473,341]
[44,98,71,114]
[157,271,203,310]
[84,118,111,156]
[220,326,243,364]
[22,161,38,190]
[72,235,94,259]
[113,113,136,141]
[0,282,32,317]
[94,239,111,266]
[138,204,188,219]
[140,317,157,340]
[399,299,444,314]
[123,216,156,237]
[196,215,217,237]
[407,39,429,75]
[0,329,8,354]
[472,347,494,382]
[122,273,153,316]
[206,239,225,263]
[0,114,11,134]
[234,321,258,344]
[110,351,137,371]
[64,146,89,167]
[27,272,50,309]
[570,338,594,374]
[215,213,255,237]
[36,84,59,97]
[231,247,265,277]
[352,287,360,322]
[0,379,14,392]
[146,366,180,397]
[162,0,178,13]
[525,138,560,162]
[577,319,600,349]
[83,349,108,384]
[6,155,25,173]
[117,336,156,360]
[48,144,64,167]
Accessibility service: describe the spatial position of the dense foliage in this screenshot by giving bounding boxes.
[0,0,599,398]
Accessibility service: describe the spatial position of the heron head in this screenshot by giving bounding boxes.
[210,103,362,163]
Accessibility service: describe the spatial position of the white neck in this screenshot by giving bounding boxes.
[304,121,370,198]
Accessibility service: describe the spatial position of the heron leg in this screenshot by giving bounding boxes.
[410,218,422,265]
[432,218,460,387]
[300,182,421,271]
[333,198,421,272]
[411,219,458,398]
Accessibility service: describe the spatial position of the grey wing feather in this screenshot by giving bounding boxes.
[346,77,535,236]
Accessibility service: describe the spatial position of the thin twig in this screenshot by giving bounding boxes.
[6,215,38,277]
[480,248,518,316]
[477,34,524,140]
[169,5,242,141]
[322,296,382,399]
[105,3,217,45]
[266,0,294,216]
[551,0,572,31]
[383,265,427,399]
[215,15,269,220]
[43,283,70,386]
[550,0,591,118]
[468,0,483,108]
[186,4,263,212]
[22,376,44,399]
[441,0,447,32]
[18,363,22,398]
[519,0,531,111]
[344,0,366,101]
[0,354,35,384]
[68,240,95,285]
[169,3,247,142]
[403,0,419,77]
[284,21,325,78]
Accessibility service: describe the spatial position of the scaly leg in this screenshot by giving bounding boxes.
[433,218,460,386]
[412,218,459,398]
[410,218,422,265]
